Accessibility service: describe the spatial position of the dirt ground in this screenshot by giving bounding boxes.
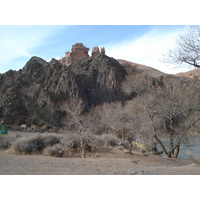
[1,131,200,175]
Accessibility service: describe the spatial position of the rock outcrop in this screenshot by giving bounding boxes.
[60,43,89,65]
[0,53,127,127]
[101,47,105,54]
[92,46,100,56]
[60,43,106,66]
[91,46,105,56]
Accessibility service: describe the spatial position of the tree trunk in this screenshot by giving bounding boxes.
[153,134,168,155]
[169,132,174,156]
[174,144,180,158]
[151,142,160,155]
[80,144,86,158]
[128,141,132,154]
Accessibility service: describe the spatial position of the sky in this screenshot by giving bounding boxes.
[0,25,192,74]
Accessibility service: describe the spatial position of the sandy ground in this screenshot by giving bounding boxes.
[1,131,200,175]
[1,147,200,175]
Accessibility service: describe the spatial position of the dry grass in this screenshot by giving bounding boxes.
[100,134,122,147]
[43,143,64,157]
[2,132,129,158]
[13,134,61,155]
[0,135,16,150]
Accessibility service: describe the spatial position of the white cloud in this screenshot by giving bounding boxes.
[105,27,192,74]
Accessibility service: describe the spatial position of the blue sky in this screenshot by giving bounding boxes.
[0,25,191,74]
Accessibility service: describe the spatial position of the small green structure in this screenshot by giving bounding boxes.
[0,125,8,135]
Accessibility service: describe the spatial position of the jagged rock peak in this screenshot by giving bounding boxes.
[92,46,100,56]
[59,43,90,66]
[22,56,48,75]
[91,46,105,56]
[59,43,106,66]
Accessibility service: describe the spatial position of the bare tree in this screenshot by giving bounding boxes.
[157,78,200,157]
[163,25,200,68]
[60,97,89,158]
[122,74,163,154]
[91,101,143,154]
[122,73,200,158]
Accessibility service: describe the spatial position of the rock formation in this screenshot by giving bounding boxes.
[60,43,89,65]
[91,46,100,56]
[101,47,105,54]
[0,53,127,127]
[60,43,106,65]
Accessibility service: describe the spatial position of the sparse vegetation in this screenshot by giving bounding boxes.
[43,143,65,157]
[0,132,125,158]
[13,134,61,155]
[100,134,121,147]
[0,135,14,150]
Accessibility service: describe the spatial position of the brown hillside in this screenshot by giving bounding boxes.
[176,68,200,80]
[117,59,165,77]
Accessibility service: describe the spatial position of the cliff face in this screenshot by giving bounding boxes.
[0,53,127,127]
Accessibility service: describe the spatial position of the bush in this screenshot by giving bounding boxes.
[118,140,129,149]
[0,135,14,150]
[61,133,81,149]
[11,132,126,157]
[101,134,121,147]
[60,133,100,157]
[92,135,105,146]
[43,144,64,157]
[61,133,96,148]
[43,134,61,146]
[13,134,61,154]
[13,138,33,154]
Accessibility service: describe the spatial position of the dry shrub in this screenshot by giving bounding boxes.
[43,144,64,157]
[60,133,98,157]
[13,138,33,154]
[30,124,38,131]
[61,133,81,149]
[61,133,96,148]
[42,134,61,146]
[40,124,48,131]
[11,132,128,157]
[13,134,61,154]
[101,134,121,147]
[119,140,129,149]
[0,135,15,150]
[92,135,105,146]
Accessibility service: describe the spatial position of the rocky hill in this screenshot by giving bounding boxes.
[0,51,127,128]
[1,43,200,135]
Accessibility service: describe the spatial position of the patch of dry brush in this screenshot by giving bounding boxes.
[1,132,127,158]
